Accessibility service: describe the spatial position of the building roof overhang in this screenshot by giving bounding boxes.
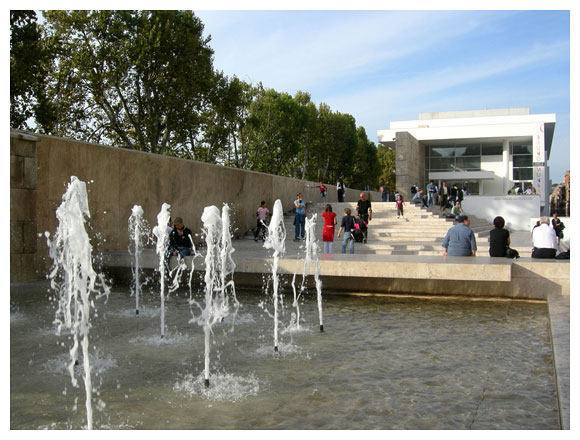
[429,171,496,181]
[378,113,556,159]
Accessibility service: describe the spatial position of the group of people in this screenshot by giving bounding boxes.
[442,214,518,258]
[508,184,537,195]
[411,181,466,212]
[302,191,372,254]
[442,211,568,259]
[167,192,568,267]
[251,191,372,255]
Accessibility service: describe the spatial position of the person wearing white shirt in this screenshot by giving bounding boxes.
[532,217,558,258]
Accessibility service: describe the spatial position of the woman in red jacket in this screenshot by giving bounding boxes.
[321,204,337,254]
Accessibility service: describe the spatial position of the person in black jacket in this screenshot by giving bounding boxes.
[551,213,565,240]
[489,216,510,257]
[337,208,356,254]
[449,184,457,207]
[356,192,372,243]
[168,217,193,258]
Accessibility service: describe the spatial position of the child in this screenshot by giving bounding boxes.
[316,182,328,203]
[321,204,337,254]
[337,207,356,254]
[254,201,270,241]
[352,215,366,243]
[395,194,404,218]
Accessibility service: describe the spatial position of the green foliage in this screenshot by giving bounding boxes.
[377,144,397,192]
[10,10,55,130]
[41,10,216,153]
[11,10,386,191]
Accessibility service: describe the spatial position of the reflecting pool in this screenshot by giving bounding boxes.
[10,281,558,429]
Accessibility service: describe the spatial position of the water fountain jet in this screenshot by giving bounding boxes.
[45,176,110,429]
[190,204,239,388]
[302,214,324,332]
[264,199,286,352]
[128,205,150,315]
[152,203,171,338]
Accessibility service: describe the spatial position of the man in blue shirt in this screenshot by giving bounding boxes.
[427,180,435,207]
[442,214,477,256]
[293,193,307,241]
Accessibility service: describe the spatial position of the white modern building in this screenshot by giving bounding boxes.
[377,108,556,215]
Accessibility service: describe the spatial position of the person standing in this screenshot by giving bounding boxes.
[381,186,388,202]
[532,217,558,258]
[356,192,372,243]
[442,214,477,256]
[439,181,448,211]
[337,207,356,254]
[337,179,346,202]
[318,182,328,203]
[293,193,307,241]
[321,204,337,254]
[455,184,463,204]
[449,184,457,207]
[395,194,404,218]
[427,180,435,207]
[254,200,270,241]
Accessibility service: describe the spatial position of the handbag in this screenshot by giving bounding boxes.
[505,247,519,259]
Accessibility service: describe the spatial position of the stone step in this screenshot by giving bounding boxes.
[351,248,532,257]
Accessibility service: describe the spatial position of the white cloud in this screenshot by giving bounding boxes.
[327,39,569,117]
[199,11,510,93]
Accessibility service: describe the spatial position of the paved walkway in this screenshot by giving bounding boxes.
[547,292,570,429]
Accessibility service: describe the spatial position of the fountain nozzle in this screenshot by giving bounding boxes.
[320,324,324,332]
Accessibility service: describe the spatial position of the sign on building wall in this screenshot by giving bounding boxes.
[533,122,545,163]
[534,165,545,203]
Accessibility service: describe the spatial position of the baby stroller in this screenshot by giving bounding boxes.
[352,217,367,243]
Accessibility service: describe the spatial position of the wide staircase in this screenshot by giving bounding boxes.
[246,201,532,257]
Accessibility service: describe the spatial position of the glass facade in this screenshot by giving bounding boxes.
[445,180,480,195]
[425,140,536,195]
[425,142,503,172]
[510,141,533,190]
[426,146,479,171]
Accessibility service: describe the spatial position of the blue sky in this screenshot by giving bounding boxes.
[193,9,571,183]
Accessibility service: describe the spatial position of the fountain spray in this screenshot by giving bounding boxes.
[152,203,171,338]
[264,199,286,352]
[187,234,201,302]
[301,214,324,332]
[128,205,150,315]
[46,176,110,429]
[190,205,239,388]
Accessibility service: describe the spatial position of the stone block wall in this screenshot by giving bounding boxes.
[395,131,425,199]
[10,133,39,281]
[10,130,379,282]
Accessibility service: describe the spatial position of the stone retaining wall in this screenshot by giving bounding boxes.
[9,130,379,281]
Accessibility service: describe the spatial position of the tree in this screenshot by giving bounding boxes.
[10,10,55,130]
[41,10,216,154]
[377,144,396,192]
[242,86,304,176]
[11,11,382,190]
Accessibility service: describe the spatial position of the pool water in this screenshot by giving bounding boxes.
[10,281,559,429]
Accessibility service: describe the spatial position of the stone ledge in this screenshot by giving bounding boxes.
[102,251,514,281]
[101,250,568,300]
